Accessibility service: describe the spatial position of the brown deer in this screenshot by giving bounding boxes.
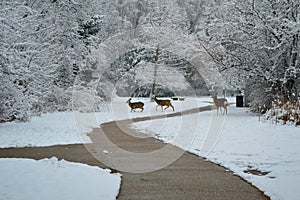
[126,98,144,112]
[152,95,174,111]
[212,95,228,115]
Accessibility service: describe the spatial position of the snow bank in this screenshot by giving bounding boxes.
[0,157,121,200]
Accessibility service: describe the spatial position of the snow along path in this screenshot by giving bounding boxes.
[0,105,269,200]
[132,106,300,200]
[0,97,213,148]
[0,157,121,200]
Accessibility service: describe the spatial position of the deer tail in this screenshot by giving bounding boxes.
[224,100,228,106]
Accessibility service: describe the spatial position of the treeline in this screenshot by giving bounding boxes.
[1,0,299,122]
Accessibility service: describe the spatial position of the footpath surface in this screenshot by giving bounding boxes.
[0,106,269,200]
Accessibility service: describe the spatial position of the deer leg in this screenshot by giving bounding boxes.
[170,105,174,111]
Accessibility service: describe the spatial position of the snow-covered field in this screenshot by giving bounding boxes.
[1,96,299,200]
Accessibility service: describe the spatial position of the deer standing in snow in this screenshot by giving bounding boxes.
[152,95,174,111]
[126,98,144,112]
[212,95,228,115]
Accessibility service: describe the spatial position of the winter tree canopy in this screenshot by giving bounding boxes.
[1,0,299,122]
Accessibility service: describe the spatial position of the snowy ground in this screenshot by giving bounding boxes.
[131,99,300,200]
[1,96,299,200]
[0,97,210,148]
[0,158,121,200]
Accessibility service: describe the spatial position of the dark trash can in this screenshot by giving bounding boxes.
[236,95,244,107]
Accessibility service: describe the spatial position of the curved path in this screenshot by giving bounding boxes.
[0,106,269,200]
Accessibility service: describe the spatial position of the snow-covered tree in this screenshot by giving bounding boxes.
[0,0,90,121]
[199,0,300,107]
[2,0,297,122]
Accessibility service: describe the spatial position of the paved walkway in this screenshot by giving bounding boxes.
[0,106,269,200]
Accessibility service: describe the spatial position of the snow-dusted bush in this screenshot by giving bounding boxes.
[263,100,300,126]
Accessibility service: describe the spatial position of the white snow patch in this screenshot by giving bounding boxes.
[0,157,121,200]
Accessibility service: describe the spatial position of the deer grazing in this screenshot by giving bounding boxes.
[126,98,144,112]
[152,95,174,111]
[212,95,228,115]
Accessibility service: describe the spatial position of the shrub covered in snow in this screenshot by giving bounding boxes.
[263,100,300,126]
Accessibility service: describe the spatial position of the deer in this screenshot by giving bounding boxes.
[126,98,144,112]
[152,95,174,112]
[212,94,228,115]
